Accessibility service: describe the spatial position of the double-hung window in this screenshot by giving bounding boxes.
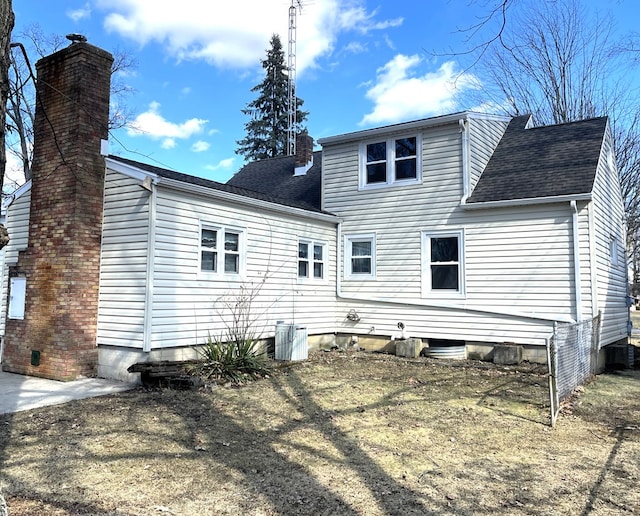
[200,225,243,275]
[423,230,464,296]
[298,240,326,280]
[345,234,376,279]
[361,135,420,188]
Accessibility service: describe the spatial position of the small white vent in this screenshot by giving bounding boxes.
[275,322,308,361]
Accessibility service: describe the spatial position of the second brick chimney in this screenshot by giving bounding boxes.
[2,40,113,380]
[294,131,314,176]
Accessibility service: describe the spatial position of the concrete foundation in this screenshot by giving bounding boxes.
[395,338,424,358]
[493,344,524,365]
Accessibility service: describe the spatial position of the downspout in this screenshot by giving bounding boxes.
[143,181,157,352]
[587,203,598,317]
[459,118,470,205]
[571,200,583,322]
[336,221,343,298]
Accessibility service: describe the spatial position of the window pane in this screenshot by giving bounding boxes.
[225,232,239,252]
[352,241,371,257]
[431,265,459,290]
[367,163,387,183]
[202,229,217,249]
[298,261,309,277]
[367,142,386,162]
[395,137,416,158]
[313,262,323,278]
[224,253,239,273]
[313,244,323,261]
[352,257,371,274]
[431,237,458,262]
[201,251,217,272]
[395,158,417,179]
[299,242,308,259]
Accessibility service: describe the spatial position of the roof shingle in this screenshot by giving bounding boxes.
[467,115,608,204]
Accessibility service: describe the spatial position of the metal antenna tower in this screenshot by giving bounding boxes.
[287,0,302,156]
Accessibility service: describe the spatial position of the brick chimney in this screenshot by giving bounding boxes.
[294,132,314,176]
[2,41,113,380]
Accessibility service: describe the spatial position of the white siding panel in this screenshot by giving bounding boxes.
[468,117,509,191]
[148,187,337,349]
[589,126,629,346]
[0,189,31,337]
[96,169,150,349]
[322,116,580,347]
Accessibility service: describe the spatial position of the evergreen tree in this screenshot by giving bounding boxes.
[236,34,308,161]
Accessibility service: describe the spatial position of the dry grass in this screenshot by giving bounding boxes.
[1,351,639,515]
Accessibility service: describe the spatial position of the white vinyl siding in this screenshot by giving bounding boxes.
[590,126,628,346]
[467,117,509,192]
[322,116,588,347]
[97,167,338,351]
[149,187,337,350]
[96,170,150,349]
[0,188,31,337]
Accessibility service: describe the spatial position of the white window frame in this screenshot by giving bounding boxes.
[422,229,465,298]
[609,234,619,266]
[298,239,327,282]
[359,134,421,190]
[344,233,376,280]
[199,223,246,279]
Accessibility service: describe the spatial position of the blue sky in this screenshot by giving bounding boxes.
[10,0,639,184]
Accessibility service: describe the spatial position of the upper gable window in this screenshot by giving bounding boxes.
[361,135,421,189]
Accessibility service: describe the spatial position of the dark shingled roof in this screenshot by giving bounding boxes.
[108,155,326,213]
[227,150,322,211]
[467,115,608,204]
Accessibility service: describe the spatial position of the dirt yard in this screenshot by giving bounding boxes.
[1,351,639,515]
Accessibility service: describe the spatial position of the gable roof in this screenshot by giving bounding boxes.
[107,154,326,214]
[467,115,608,204]
[227,151,323,211]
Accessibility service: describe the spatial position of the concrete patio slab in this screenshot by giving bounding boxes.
[0,370,136,415]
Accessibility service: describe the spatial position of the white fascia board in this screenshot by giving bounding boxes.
[159,177,341,225]
[106,157,159,183]
[318,112,510,146]
[462,192,592,210]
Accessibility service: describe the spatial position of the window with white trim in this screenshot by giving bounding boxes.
[298,240,326,280]
[610,234,619,266]
[361,135,420,188]
[345,234,376,279]
[423,230,464,295]
[200,225,243,275]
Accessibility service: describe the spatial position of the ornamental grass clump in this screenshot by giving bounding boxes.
[192,283,273,384]
[193,333,271,384]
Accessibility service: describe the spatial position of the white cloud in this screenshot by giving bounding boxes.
[96,0,400,74]
[67,3,91,22]
[360,55,480,126]
[3,151,26,192]
[191,140,210,153]
[127,101,207,148]
[205,157,235,171]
